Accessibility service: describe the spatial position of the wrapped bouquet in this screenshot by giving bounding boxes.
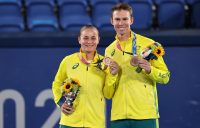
[135,42,165,73]
[62,78,81,106]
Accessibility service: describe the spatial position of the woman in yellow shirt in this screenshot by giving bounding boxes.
[52,25,119,128]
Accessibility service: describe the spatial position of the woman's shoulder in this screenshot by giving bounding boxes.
[63,52,79,61]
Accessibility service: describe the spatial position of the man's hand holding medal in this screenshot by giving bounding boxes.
[103,56,119,75]
[130,56,151,74]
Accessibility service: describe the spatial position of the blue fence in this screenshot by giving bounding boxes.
[1,46,200,128]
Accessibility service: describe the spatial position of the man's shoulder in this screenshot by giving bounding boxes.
[106,40,116,50]
[136,33,155,46]
[137,33,154,42]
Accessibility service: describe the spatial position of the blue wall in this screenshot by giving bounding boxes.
[0,47,200,128]
[158,47,200,128]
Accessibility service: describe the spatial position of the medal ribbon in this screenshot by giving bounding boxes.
[116,33,137,56]
[78,53,90,65]
[78,50,102,67]
[78,47,109,71]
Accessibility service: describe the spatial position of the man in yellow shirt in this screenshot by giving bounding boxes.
[105,3,170,128]
[52,25,119,128]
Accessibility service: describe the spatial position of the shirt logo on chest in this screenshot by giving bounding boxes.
[72,63,79,69]
[111,49,115,56]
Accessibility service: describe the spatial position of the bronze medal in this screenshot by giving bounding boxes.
[130,56,139,66]
[103,56,112,66]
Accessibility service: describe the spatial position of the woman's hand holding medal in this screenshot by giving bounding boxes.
[103,57,119,75]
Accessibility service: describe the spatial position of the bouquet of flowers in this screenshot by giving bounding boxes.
[62,78,81,107]
[135,42,165,73]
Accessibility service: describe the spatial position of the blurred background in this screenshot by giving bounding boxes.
[0,0,200,128]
